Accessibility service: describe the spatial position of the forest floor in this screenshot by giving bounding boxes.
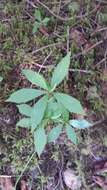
[0,0,107,190]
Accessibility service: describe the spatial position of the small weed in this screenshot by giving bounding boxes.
[33,9,50,34]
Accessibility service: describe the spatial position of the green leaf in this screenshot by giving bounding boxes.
[69,2,79,12]
[58,102,69,122]
[51,52,71,88]
[22,69,48,90]
[32,21,41,34]
[69,119,92,129]
[17,104,32,117]
[48,125,62,143]
[16,118,30,128]
[31,95,48,131]
[0,76,3,82]
[6,88,45,103]
[66,124,77,144]
[45,98,62,120]
[42,17,50,25]
[34,9,42,21]
[54,93,85,115]
[34,127,47,156]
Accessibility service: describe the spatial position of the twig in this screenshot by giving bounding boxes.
[104,48,107,69]
[26,0,99,22]
[54,0,62,32]
[32,39,103,73]
[92,118,106,127]
[24,10,34,20]
[45,0,71,5]
[32,42,62,54]
[38,50,52,73]
[35,63,51,69]
[0,175,12,178]
[95,0,107,4]
[95,58,106,67]
[36,0,99,21]
[67,26,70,53]
[26,0,37,8]
[14,152,35,190]
[69,69,93,74]
[91,27,107,36]
[83,40,103,54]
[0,16,30,22]
[32,63,93,75]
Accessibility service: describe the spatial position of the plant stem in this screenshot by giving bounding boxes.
[14,151,35,190]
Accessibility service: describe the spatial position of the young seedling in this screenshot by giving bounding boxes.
[32,9,50,34]
[6,52,92,156]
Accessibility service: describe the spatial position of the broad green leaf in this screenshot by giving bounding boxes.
[51,52,71,88]
[31,95,48,131]
[69,119,92,129]
[6,88,45,103]
[54,93,85,115]
[34,9,42,21]
[0,76,3,82]
[42,17,50,25]
[16,118,30,128]
[22,69,48,90]
[66,124,77,144]
[48,125,62,143]
[45,98,61,120]
[58,102,69,122]
[17,104,32,117]
[34,127,47,156]
[32,21,41,33]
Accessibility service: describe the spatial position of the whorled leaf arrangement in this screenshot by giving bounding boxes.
[6,52,92,156]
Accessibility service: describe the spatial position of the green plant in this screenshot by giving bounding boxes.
[32,9,50,34]
[0,76,3,82]
[6,52,92,156]
[68,2,79,13]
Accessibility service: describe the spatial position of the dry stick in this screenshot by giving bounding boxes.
[14,152,35,190]
[38,50,52,73]
[32,42,62,54]
[67,26,70,53]
[69,69,93,74]
[25,0,38,8]
[26,0,99,21]
[95,58,106,67]
[0,176,12,178]
[33,39,104,73]
[54,0,62,32]
[45,0,71,5]
[36,0,100,21]
[24,10,34,20]
[95,0,107,4]
[91,27,107,36]
[82,40,103,54]
[104,48,107,69]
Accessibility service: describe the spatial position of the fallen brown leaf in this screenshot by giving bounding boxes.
[0,176,14,190]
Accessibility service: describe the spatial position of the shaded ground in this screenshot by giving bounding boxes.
[0,0,107,189]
